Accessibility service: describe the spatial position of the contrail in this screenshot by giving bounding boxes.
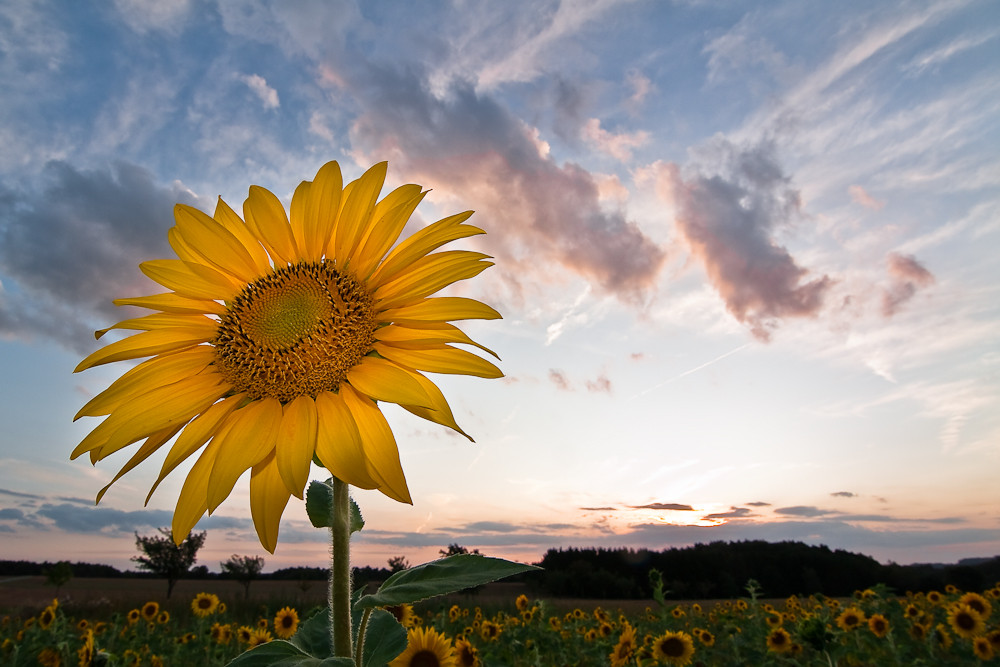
[630,343,751,400]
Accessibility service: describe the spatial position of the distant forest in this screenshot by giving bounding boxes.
[3,540,998,600]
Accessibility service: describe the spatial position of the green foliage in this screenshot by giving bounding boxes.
[220,555,265,600]
[306,479,363,535]
[132,528,206,598]
[42,561,73,593]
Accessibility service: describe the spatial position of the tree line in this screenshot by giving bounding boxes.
[528,540,1000,599]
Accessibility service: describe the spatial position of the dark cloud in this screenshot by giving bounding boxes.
[659,140,832,340]
[0,488,42,499]
[580,506,618,511]
[746,501,772,507]
[0,160,194,352]
[0,508,26,520]
[831,491,857,498]
[774,505,838,517]
[704,507,756,520]
[462,521,523,533]
[882,252,934,317]
[343,64,666,301]
[629,503,695,511]
[33,503,174,534]
[548,369,571,391]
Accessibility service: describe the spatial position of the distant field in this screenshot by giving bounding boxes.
[0,576,657,617]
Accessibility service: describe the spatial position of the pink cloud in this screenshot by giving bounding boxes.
[581,118,649,161]
[848,184,885,210]
[548,369,571,391]
[585,374,612,394]
[882,252,934,316]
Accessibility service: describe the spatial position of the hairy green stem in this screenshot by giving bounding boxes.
[355,607,372,667]
[330,478,352,658]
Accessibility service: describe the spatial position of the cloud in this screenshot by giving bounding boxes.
[113,0,191,34]
[746,501,772,507]
[703,507,756,520]
[652,140,832,340]
[629,503,695,511]
[0,160,194,351]
[774,505,838,518]
[548,369,571,391]
[585,374,612,394]
[239,73,280,109]
[0,487,43,499]
[342,64,666,301]
[848,184,884,210]
[580,506,618,511]
[882,252,934,317]
[581,118,649,161]
[831,491,857,498]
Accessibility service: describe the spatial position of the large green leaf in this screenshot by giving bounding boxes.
[355,554,540,610]
[361,609,408,667]
[225,640,353,667]
[290,609,332,659]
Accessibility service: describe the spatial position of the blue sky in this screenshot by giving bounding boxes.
[1,0,998,572]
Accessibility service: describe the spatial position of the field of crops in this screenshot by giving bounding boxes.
[2,578,999,665]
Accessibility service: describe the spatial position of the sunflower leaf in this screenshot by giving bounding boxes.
[350,497,364,534]
[361,609,407,667]
[354,554,541,610]
[290,609,332,659]
[225,638,352,666]
[305,479,333,528]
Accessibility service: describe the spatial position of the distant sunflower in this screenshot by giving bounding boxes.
[389,626,457,667]
[973,637,994,661]
[38,606,56,631]
[156,611,169,625]
[947,603,985,639]
[126,609,140,625]
[273,607,299,639]
[454,637,479,667]
[609,621,637,667]
[72,161,501,552]
[236,625,254,644]
[77,629,94,667]
[140,602,159,622]
[651,630,695,666]
[868,613,890,638]
[766,627,792,653]
[247,628,272,648]
[191,592,219,617]
[958,592,992,619]
[932,623,953,649]
[835,607,865,631]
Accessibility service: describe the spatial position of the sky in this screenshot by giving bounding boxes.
[0,0,998,574]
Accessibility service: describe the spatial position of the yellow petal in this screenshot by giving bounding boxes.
[207,398,282,512]
[377,297,502,325]
[296,161,342,261]
[398,370,473,441]
[95,313,218,340]
[113,292,226,315]
[332,162,386,263]
[172,433,224,543]
[75,346,217,419]
[373,343,503,379]
[339,385,411,504]
[276,396,318,499]
[75,329,214,373]
[352,186,424,279]
[373,252,493,310]
[72,374,228,462]
[369,212,479,287]
[313,391,379,490]
[214,197,273,274]
[346,356,434,408]
[146,393,245,504]
[140,259,241,301]
[244,185,298,266]
[174,203,262,283]
[250,451,291,553]
[96,424,182,504]
[374,322,500,360]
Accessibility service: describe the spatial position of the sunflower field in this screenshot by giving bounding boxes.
[3,579,999,666]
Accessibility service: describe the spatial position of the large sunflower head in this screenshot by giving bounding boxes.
[72,161,501,552]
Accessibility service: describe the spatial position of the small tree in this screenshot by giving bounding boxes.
[439,543,481,557]
[387,555,410,573]
[220,554,265,600]
[43,561,73,596]
[133,528,206,598]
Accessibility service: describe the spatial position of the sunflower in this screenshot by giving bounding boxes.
[610,621,637,667]
[973,637,995,661]
[389,626,457,667]
[236,625,254,644]
[867,613,890,638]
[385,603,417,629]
[480,620,501,641]
[126,609,140,625]
[38,606,56,630]
[697,629,716,647]
[766,627,792,653]
[38,648,61,667]
[77,629,94,667]
[140,601,159,622]
[515,594,529,612]
[155,611,169,625]
[454,637,479,667]
[247,628,272,647]
[191,592,219,617]
[835,607,865,631]
[958,592,992,619]
[651,630,695,666]
[273,606,299,639]
[947,603,985,639]
[933,623,953,649]
[72,161,501,552]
